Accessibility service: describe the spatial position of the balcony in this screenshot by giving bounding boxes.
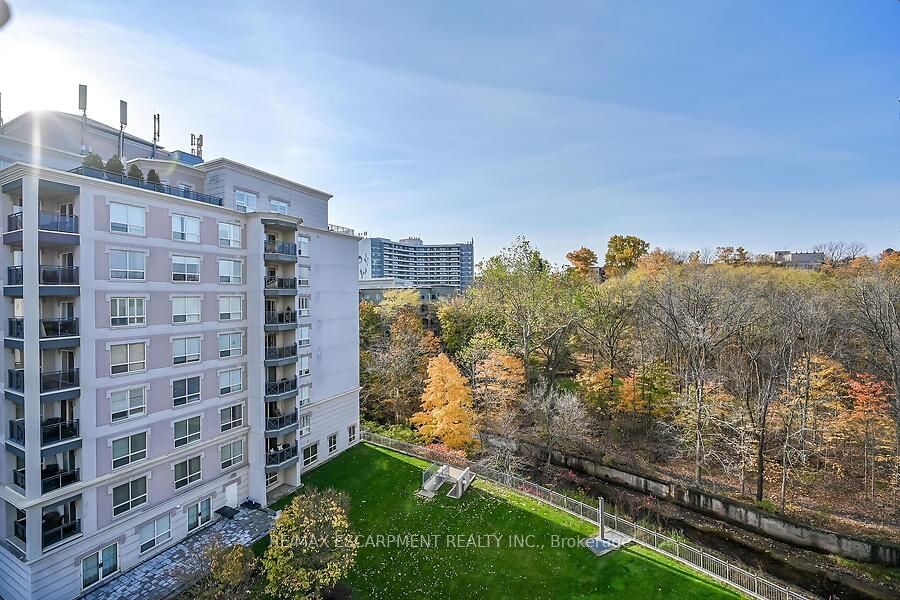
[7,369,80,399]
[265,442,299,472]
[6,318,80,350]
[7,418,80,447]
[12,466,80,494]
[264,310,297,332]
[4,266,79,297]
[265,408,299,436]
[41,517,81,549]
[265,376,298,401]
[264,276,297,296]
[69,166,223,206]
[264,241,299,263]
[265,343,298,366]
[4,211,80,247]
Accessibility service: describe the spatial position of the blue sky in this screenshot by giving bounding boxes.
[1,1,897,263]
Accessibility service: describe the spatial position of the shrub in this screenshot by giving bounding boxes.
[127,163,144,181]
[755,498,777,513]
[146,169,161,184]
[82,152,104,169]
[105,154,125,175]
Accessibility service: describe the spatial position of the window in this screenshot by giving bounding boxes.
[270,198,288,214]
[302,443,318,466]
[187,498,212,531]
[172,255,200,282]
[299,413,311,436]
[110,342,146,374]
[173,336,201,365]
[328,432,337,454]
[219,368,243,395]
[110,297,145,327]
[218,332,242,358]
[298,296,310,317]
[298,266,310,286]
[221,440,243,469]
[174,416,201,447]
[172,296,201,324]
[299,236,310,257]
[219,296,242,320]
[112,477,147,516]
[218,259,242,284]
[174,456,201,489]
[112,432,147,469]
[110,202,145,235]
[235,190,257,213]
[110,249,145,280]
[173,376,201,407]
[111,387,146,422]
[172,214,200,242]
[348,424,357,444]
[218,222,241,248]
[299,354,310,377]
[82,543,118,589]
[298,325,310,348]
[220,404,243,432]
[139,515,170,553]
[299,385,311,407]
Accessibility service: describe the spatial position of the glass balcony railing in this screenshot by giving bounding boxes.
[7,369,80,393]
[265,343,298,361]
[7,211,80,234]
[12,467,80,494]
[265,310,297,325]
[8,418,80,445]
[41,517,81,548]
[265,408,298,432]
[264,276,297,290]
[70,166,223,206]
[264,240,298,256]
[266,442,298,466]
[8,266,80,286]
[265,377,298,397]
[8,419,24,444]
[7,318,79,338]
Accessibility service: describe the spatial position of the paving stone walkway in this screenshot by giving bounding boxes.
[82,508,275,600]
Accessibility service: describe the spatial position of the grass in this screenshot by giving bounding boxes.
[263,443,741,599]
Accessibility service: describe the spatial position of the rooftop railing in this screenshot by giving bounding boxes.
[69,166,223,207]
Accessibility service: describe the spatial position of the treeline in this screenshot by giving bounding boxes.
[360,236,900,528]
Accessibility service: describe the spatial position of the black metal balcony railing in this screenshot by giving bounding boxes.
[7,318,79,339]
[8,418,80,446]
[40,467,80,494]
[7,369,80,393]
[265,377,298,397]
[265,343,298,361]
[70,166,223,206]
[41,517,81,548]
[266,442,298,466]
[265,276,297,290]
[7,211,79,234]
[8,266,80,286]
[264,240,298,256]
[265,408,298,431]
[265,310,297,325]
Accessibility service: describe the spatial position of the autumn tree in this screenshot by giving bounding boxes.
[436,296,477,356]
[176,539,259,600]
[411,353,477,449]
[604,234,649,277]
[566,246,599,276]
[847,374,893,499]
[264,489,358,600]
[376,288,420,324]
[714,246,751,265]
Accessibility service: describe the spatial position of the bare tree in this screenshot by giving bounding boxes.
[525,379,591,469]
[812,241,867,264]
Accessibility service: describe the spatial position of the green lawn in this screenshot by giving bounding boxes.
[269,443,741,600]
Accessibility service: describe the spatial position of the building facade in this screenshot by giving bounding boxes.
[358,236,474,290]
[0,111,360,600]
[769,251,825,270]
[358,276,457,329]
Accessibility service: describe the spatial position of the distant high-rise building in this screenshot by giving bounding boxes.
[358,236,474,290]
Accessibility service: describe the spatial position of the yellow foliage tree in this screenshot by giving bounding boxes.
[411,354,477,449]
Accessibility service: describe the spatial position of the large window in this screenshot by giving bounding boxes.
[110,297,145,327]
[219,296,242,321]
[174,416,201,447]
[302,442,318,466]
[218,259,242,284]
[235,190,257,213]
[111,386,146,422]
[174,456,201,489]
[218,222,241,248]
[112,432,147,469]
[110,202,144,235]
[219,368,243,395]
[139,515,171,553]
[171,214,200,242]
[173,376,201,407]
[298,266,310,286]
[173,336,201,365]
[299,354,310,377]
[172,255,200,282]
[110,250,145,280]
[110,342,146,375]
[269,198,288,214]
[187,498,212,531]
[220,404,243,432]
[221,440,243,469]
[81,543,118,589]
[218,332,242,358]
[112,477,147,516]
[172,296,201,324]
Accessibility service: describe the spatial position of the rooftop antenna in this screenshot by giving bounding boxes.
[191,133,204,158]
[0,91,4,130]
[78,84,87,155]
[118,100,128,159]
[151,113,160,159]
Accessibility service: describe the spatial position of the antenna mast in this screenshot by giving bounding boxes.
[118,100,127,159]
[191,133,204,159]
[78,84,87,155]
[151,113,160,159]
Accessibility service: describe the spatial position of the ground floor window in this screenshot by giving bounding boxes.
[187,498,212,532]
[82,543,118,589]
[328,432,337,454]
[348,423,357,444]
[139,514,171,553]
[302,442,318,466]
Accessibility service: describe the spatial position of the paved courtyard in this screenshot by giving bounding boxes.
[82,508,274,600]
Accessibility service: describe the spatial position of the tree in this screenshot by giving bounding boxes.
[475,349,526,414]
[105,154,125,175]
[147,168,162,184]
[82,152,104,169]
[604,235,649,277]
[436,296,477,356]
[174,539,258,600]
[411,354,477,449]
[812,241,867,264]
[358,300,383,351]
[525,379,591,469]
[714,246,751,265]
[847,374,892,499]
[264,489,358,600]
[127,163,144,181]
[566,246,598,276]
[376,288,420,324]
